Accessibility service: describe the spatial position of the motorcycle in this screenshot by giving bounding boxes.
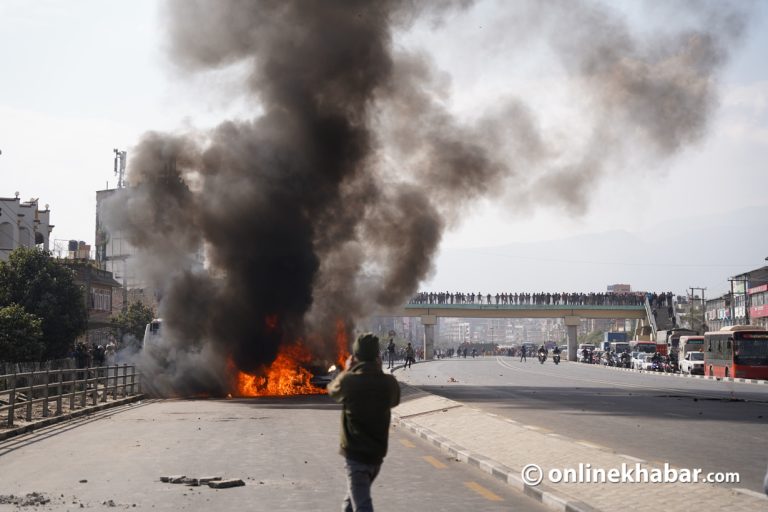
[538,352,547,364]
[553,353,560,365]
[620,353,631,369]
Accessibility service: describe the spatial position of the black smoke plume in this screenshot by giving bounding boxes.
[102,0,751,395]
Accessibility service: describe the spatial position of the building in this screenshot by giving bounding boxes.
[0,195,53,261]
[704,294,732,331]
[60,260,122,346]
[607,284,631,293]
[748,284,768,330]
[95,188,163,311]
[703,265,768,331]
[736,266,768,329]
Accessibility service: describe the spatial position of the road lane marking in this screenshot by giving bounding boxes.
[618,454,646,463]
[422,455,448,469]
[734,488,768,501]
[523,424,553,434]
[399,439,415,448]
[464,481,503,501]
[576,440,605,450]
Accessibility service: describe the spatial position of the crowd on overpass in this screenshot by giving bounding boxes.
[409,291,663,306]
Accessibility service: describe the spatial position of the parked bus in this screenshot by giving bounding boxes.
[679,335,704,359]
[142,318,163,350]
[704,325,768,379]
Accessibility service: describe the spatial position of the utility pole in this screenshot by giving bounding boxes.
[689,287,706,332]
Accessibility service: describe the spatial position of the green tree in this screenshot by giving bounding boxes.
[0,247,87,359]
[578,330,604,345]
[0,304,44,362]
[111,301,155,342]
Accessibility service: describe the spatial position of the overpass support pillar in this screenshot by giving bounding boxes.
[564,316,580,362]
[421,315,437,360]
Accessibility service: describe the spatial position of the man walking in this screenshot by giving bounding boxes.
[520,345,527,362]
[386,337,396,369]
[404,342,415,368]
[328,333,401,512]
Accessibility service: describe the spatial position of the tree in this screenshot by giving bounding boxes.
[0,247,87,359]
[0,304,44,362]
[111,301,155,343]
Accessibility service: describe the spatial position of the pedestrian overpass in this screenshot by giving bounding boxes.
[383,303,648,362]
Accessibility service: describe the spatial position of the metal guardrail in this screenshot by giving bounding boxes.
[0,364,140,428]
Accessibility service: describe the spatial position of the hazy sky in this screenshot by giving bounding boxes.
[1,0,766,293]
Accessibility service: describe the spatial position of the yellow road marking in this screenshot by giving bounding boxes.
[399,439,415,448]
[464,481,503,502]
[422,455,448,469]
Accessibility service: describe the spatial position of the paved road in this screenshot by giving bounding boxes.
[396,357,768,493]
[0,396,548,511]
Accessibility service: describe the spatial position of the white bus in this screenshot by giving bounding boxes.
[142,318,163,350]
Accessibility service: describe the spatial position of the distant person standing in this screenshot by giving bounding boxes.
[328,334,400,512]
[404,342,415,368]
[520,345,527,362]
[386,338,396,369]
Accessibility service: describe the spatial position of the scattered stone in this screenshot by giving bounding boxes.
[103,499,116,507]
[79,479,88,483]
[184,476,222,486]
[208,479,245,489]
[160,475,187,483]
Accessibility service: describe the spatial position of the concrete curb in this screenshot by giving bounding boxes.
[394,410,601,512]
[588,361,768,385]
[0,394,146,442]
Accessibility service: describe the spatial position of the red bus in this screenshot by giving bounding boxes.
[704,326,768,379]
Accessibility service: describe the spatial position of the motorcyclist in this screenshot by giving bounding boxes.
[552,345,561,356]
[537,345,547,361]
[621,349,631,368]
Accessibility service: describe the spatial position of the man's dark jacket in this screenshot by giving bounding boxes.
[327,361,401,465]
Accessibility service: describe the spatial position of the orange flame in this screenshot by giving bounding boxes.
[235,342,325,397]
[336,319,350,368]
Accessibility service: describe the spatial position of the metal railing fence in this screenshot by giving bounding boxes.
[0,364,140,428]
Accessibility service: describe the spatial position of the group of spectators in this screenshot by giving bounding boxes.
[72,341,117,368]
[410,291,669,306]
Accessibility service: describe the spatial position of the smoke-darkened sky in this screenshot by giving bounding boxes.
[1,1,766,293]
[72,0,761,394]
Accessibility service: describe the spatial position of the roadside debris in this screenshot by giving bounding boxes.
[160,475,244,488]
[448,377,458,383]
[0,492,51,506]
[208,479,245,489]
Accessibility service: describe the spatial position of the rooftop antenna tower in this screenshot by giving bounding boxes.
[113,148,127,189]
